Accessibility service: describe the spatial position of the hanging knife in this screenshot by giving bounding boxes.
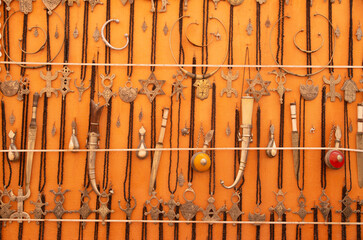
[87,100,105,196]
[148,108,169,195]
[290,102,300,181]
[25,92,40,194]
[357,103,363,188]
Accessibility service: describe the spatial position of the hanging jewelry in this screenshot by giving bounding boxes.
[30,194,48,225]
[119,77,138,103]
[335,26,340,38]
[74,78,90,102]
[73,25,79,39]
[138,108,143,122]
[18,0,35,16]
[248,205,265,225]
[269,70,291,104]
[0,188,16,226]
[221,69,238,98]
[163,22,168,36]
[9,111,15,125]
[310,126,316,133]
[300,78,319,101]
[93,25,101,42]
[55,25,59,39]
[323,73,342,102]
[39,70,59,98]
[178,170,185,187]
[8,130,19,161]
[150,0,169,12]
[181,122,190,136]
[144,191,164,223]
[164,194,180,226]
[341,78,360,103]
[139,72,166,103]
[68,119,80,152]
[228,0,244,5]
[293,30,324,54]
[0,72,19,97]
[293,191,312,221]
[17,77,30,101]
[193,79,212,100]
[269,189,291,221]
[246,19,253,36]
[227,192,244,225]
[47,186,71,227]
[190,126,214,172]
[9,188,31,223]
[142,19,148,32]
[266,124,277,158]
[73,189,93,228]
[51,122,56,136]
[101,19,129,50]
[99,74,117,106]
[336,193,358,221]
[3,0,13,11]
[43,0,62,14]
[94,190,114,225]
[225,122,231,137]
[356,22,362,41]
[265,16,271,28]
[119,196,136,222]
[84,0,103,12]
[171,70,187,102]
[315,190,332,222]
[116,116,121,128]
[58,65,74,99]
[325,125,344,169]
[245,72,270,102]
[62,0,80,6]
[136,126,148,159]
[180,183,199,222]
[200,196,226,224]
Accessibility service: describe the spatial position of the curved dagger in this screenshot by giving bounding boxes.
[87,100,104,196]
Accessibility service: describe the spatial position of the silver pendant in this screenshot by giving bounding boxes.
[55,26,59,39]
[9,188,30,223]
[58,65,74,99]
[212,0,220,9]
[9,112,15,126]
[3,0,12,10]
[163,22,168,36]
[323,73,342,102]
[47,186,71,227]
[293,191,312,221]
[193,79,212,100]
[19,0,35,14]
[180,183,199,222]
[144,191,164,223]
[99,74,117,106]
[139,72,166,103]
[265,16,271,28]
[171,71,187,101]
[341,78,360,103]
[246,19,253,36]
[335,26,340,38]
[119,196,136,222]
[200,196,226,224]
[178,171,185,187]
[93,26,101,42]
[336,192,358,221]
[119,78,138,103]
[245,72,271,102]
[181,122,190,136]
[315,190,332,222]
[17,77,30,101]
[183,0,188,10]
[84,0,103,11]
[142,19,148,32]
[51,122,56,136]
[43,0,62,14]
[136,126,148,159]
[356,23,362,41]
[73,26,79,39]
[300,78,319,101]
[33,27,39,37]
[269,69,291,104]
[164,194,180,226]
[30,193,48,225]
[257,0,266,3]
[74,78,90,102]
[1,73,19,97]
[40,70,59,98]
[0,188,15,226]
[269,189,291,221]
[94,190,114,225]
[248,205,265,226]
[8,130,20,161]
[116,116,121,128]
[74,189,93,228]
[227,192,244,225]
[266,124,277,158]
[221,69,238,98]
[69,119,80,152]
[226,122,231,137]
[139,108,143,122]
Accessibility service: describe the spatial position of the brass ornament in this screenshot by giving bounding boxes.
[269,69,291,104]
[227,192,244,225]
[221,69,238,98]
[269,189,291,221]
[74,189,93,229]
[299,78,319,101]
[47,186,71,227]
[101,19,129,51]
[0,188,15,226]
[58,65,74,99]
[1,73,19,97]
[245,72,271,102]
[9,188,31,223]
[193,79,212,100]
[200,196,226,224]
[30,193,48,225]
[315,190,332,222]
[341,78,360,103]
[17,77,30,101]
[248,205,265,226]
[144,191,164,223]
[40,70,59,98]
[74,78,90,102]
[323,73,342,102]
[84,0,103,11]
[180,183,199,222]
[171,70,187,101]
[8,130,19,161]
[42,0,62,14]
[138,72,166,103]
[292,191,312,221]
[119,196,136,222]
[164,194,180,226]
[99,74,117,106]
[336,192,358,221]
[181,122,190,136]
[94,190,114,225]
[119,78,138,103]
[150,0,169,12]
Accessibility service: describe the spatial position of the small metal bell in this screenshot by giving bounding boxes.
[136,126,148,159]
[69,120,80,152]
[8,130,20,161]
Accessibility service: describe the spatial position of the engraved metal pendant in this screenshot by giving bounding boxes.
[163,22,169,36]
[315,190,332,222]
[212,0,220,9]
[17,77,30,101]
[139,72,166,102]
[335,26,340,38]
[265,16,271,28]
[18,0,35,14]
[221,69,238,98]
[116,116,121,128]
[336,192,358,221]
[1,73,19,97]
[200,196,226,224]
[9,188,31,223]
[178,171,185,187]
[228,0,244,5]
[0,188,15,226]
[136,126,148,159]
[69,119,80,152]
[246,19,253,36]
[119,196,136,222]
[58,65,74,99]
[300,78,319,101]
[9,112,15,125]
[180,183,199,222]
[227,192,244,225]
[94,190,114,225]
[84,0,103,12]
[47,186,71,227]
[245,72,271,102]
[323,73,342,102]
[142,19,148,32]
[40,70,59,98]
[248,205,265,226]
[269,189,291,221]
[119,78,138,103]
[292,191,312,221]
[181,122,190,136]
[8,130,20,161]
[193,79,212,100]
[341,78,360,103]
[164,194,180,226]
[144,191,164,223]
[269,69,291,104]
[73,26,79,39]
[74,189,93,228]
[356,23,362,41]
[30,193,48,225]
[99,74,117,106]
[93,26,101,42]
[171,71,187,102]
[43,0,62,14]
[55,26,59,39]
[226,122,231,137]
[74,78,90,102]
[51,122,56,136]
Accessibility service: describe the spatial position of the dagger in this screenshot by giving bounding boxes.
[290,102,300,181]
[25,92,40,195]
[357,103,363,188]
[148,108,169,195]
[87,100,105,196]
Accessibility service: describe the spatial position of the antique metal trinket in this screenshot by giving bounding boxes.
[18,0,35,14]
[336,193,358,221]
[315,190,332,222]
[357,103,363,188]
[180,183,199,222]
[193,79,212,100]
[356,22,362,41]
[43,0,61,14]
[58,65,74,99]
[269,69,291,104]
[144,191,164,223]
[150,0,169,12]
[335,25,340,38]
[181,122,190,136]
[0,188,15,226]
[290,103,300,180]
[84,0,103,11]
[17,77,30,101]
[94,190,114,225]
[171,71,187,102]
[221,69,238,98]
[142,19,148,32]
[226,122,231,137]
[3,0,13,10]
[300,78,319,101]
[51,122,56,136]
[93,26,100,42]
[257,0,266,3]
[227,192,244,225]
[245,72,270,102]
[74,78,90,102]
[1,73,19,97]
[323,74,342,102]
[62,0,80,6]
[40,70,59,98]
[99,74,117,106]
[136,126,148,159]
[163,22,168,36]
[265,16,271,28]
[101,19,129,51]
[178,171,185,187]
[116,116,121,128]
[269,189,291,221]
[266,124,277,158]
[73,26,79,39]
[341,78,360,103]
[119,78,138,103]
[246,19,253,36]
[325,125,344,169]
[119,196,136,222]
[164,194,180,226]
[69,119,80,152]
[200,196,226,224]
[139,108,143,122]
[139,72,166,103]
[47,186,71,227]
[8,130,20,161]
[248,205,265,226]
[292,191,311,221]
[55,26,59,39]
[228,0,244,5]
[30,194,48,225]
[9,188,31,223]
[74,189,93,228]
[9,112,15,125]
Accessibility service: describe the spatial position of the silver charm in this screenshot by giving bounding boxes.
[300,78,319,101]
[101,19,129,51]
[47,186,71,227]
[164,194,180,226]
[99,74,117,106]
[58,65,74,99]
[181,122,190,136]
[248,205,265,226]
[17,77,30,101]
[335,26,340,38]
[200,196,226,224]
[180,183,199,222]
[139,72,166,102]
[73,25,79,39]
[9,188,31,223]
[163,22,168,36]
[266,124,277,158]
[257,0,266,3]
[265,16,271,28]
[9,112,15,125]
[139,108,143,122]
[246,19,253,36]
[221,69,238,98]
[119,78,138,103]
[40,70,59,98]
[0,188,15,226]
[8,130,20,161]
[69,119,80,152]
[226,122,231,137]
[30,193,48,225]
[150,0,169,12]
[33,27,39,37]
[171,71,187,101]
[84,0,103,11]
[74,189,93,229]
[51,122,56,136]
[227,192,244,225]
[336,192,358,221]
[245,72,271,102]
[178,170,185,187]
[3,0,13,10]
[74,78,90,102]
[269,189,291,221]
[341,78,360,103]
[315,190,332,222]
[93,26,101,42]
[55,26,59,39]
[310,126,315,134]
[142,19,148,32]
[323,73,342,102]
[183,0,188,10]
[43,0,62,14]
[116,116,121,128]
[212,0,220,9]
[119,196,136,222]
[144,191,164,223]
[293,191,312,221]
[136,126,148,159]
[193,79,212,100]
[94,190,114,225]
[356,22,362,41]
[18,0,35,14]
[1,73,19,97]
[269,70,291,104]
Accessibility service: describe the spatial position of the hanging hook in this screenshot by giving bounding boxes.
[101,19,129,51]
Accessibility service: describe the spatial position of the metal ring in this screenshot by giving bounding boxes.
[293,29,324,54]
[2,10,65,69]
[101,19,129,51]
[18,26,47,54]
[185,21,217,47]
[169,15,228,80]
[269,14,336,78]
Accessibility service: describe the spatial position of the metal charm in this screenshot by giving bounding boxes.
[181,122,190,136]
[62,0,80,6]
[3,0,13,10]
[139,108,143,122]
[1,73,19,97]
[200,196,226,224]
[51,122,56,136]
[73,26,79,39]
[245,72,271,102]
[246,19,253,36]
[163,22,168,36]
[323,73,342,102]
[74,78,90,102]
[101,19,129,51]
[40,70,59,98]
[47,186,71,226]
[58,65,74,99]
[30,193,48,225]
[221,69,238,98]
[43,0,62,14]
[84,0,103,11]
[119,196,136,222]
[142,19,148,32]
[9,188,30,223]
[18,0,35,14]
[119,78,138,103]
[336,192,358,221]
[335,26,340,38]
[180,183,199,222]
[212,0,220,9]
[116,116,121,128]
[55,26,59,39]
[9,112,15,126]
[69,119,80,152]
[144,191,164,223]
[93,26,100,42]
[315,190,332,222]
[269,70,291,104]
[183,0,188,10]
[265,16,271,28]
[139,72,166,102]
[8,130,20,161]
[310,126,315,134]
[17,77,30,101]
[171,71,187,101]
[228,0,244,6]
[193,79,212,100]
[257,0,266,3]
[248,205,265,226]
[227,192,244,225]
[74,189,93,229]
[99,74,117,106]
[136,126,148,159]
[356,23,362,41]
[226,122,231,137]
[293,191,312,221]
[300,78,319,101]
[0,188,15,226]
[178,170,185,187]
[94,190,114,225]
[266,124,277,158]
[269,189,291,221]
[164,194,180,226]
[341,78,360,103]
[150,0,169,12]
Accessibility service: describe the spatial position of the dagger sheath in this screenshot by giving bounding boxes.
[291,131,300,181]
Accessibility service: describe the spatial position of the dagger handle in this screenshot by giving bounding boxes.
[358,103,363,133]
[30,92,39,128]
[290,102,297,132]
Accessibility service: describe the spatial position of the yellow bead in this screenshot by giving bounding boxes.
[191,152,211,172]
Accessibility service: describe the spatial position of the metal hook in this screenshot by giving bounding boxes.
[101,19,129,51]
[18,26,47,55]
[293,29,324,54]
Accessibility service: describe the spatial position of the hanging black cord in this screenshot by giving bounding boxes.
[227,5,234,69]
[256,1,261,71]
[201,0,209,74]
[255,106,262,240]
[328,1,334,74]
[320,87,326,190]
[1,100,11,189]
[209,83,216,196]
[347,0,353,78]
[150,0,158,73]
[80,1,89,81]
[3,4,10,72]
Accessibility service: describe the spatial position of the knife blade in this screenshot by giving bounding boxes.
[290,103,300,181]
[357,103,363,188]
